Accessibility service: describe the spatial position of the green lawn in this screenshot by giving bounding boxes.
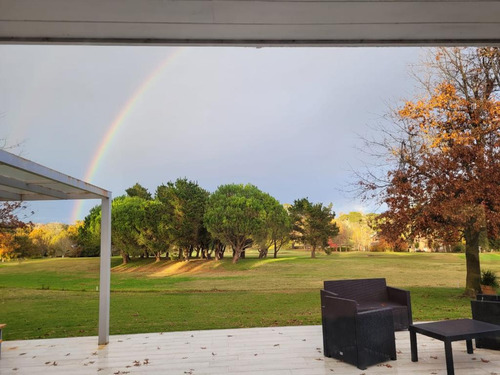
[0,250,499,341]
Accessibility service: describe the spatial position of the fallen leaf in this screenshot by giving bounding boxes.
[481,358,490,363]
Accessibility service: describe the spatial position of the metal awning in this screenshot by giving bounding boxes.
[0,149,110,201]
[0,148,112,346]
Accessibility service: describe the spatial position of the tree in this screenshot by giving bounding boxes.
[137,199,171,262]
[0,201,31,260]
[289,198,339,258]
[156,178,209,260]
[111,196,147,264]
[255,197,291,259]
[204,184,268,263]
[77,205,102,257]
[337,212,374,251]
[358,47,500,295]
[126,183,152,200]
[0,231,19,261]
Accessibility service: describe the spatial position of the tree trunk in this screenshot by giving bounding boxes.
[311,245,316,258]
[258,246,268,259]
[273,241,279,258]
[121,251,129,264]
[232,245,243,263]
[464,227,481,297]
[155,252,161,262]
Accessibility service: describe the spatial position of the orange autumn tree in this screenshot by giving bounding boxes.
[359,48,500,296]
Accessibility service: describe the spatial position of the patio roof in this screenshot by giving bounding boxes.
[0,149,110,201]
[0,149,112,346]
[1,0,499,46]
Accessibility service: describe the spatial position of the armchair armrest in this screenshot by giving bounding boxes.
[321,289,339,297]
[387,286,412,326]
[356,307,394,329]
[387,286,410,305]
[355,308,397,367]
[321,291,357,318]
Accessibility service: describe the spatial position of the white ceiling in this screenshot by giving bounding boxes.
[1,0,499,46]
[0,150,110,201]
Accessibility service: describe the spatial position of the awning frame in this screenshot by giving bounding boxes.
[0,149,112,345]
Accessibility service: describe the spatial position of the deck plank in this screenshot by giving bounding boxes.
[1,325,499,374]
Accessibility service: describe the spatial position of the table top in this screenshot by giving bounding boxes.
[410,319,500,341]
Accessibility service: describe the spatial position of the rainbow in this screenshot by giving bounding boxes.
[70,48,185,223]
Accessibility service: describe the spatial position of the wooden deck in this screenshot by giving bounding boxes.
[1,325,499,374]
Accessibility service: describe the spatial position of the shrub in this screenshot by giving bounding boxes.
[480,269,499,288]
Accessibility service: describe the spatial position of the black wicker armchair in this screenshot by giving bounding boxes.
[471,294,500,350]
[321,290,397,370]
[323,278,412,331]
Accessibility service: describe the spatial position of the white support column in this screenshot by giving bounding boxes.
[98,195,112,345]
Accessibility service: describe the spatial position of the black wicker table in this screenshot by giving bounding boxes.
[409,319,500,375]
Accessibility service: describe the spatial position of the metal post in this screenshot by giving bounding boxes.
[98,195,112,345]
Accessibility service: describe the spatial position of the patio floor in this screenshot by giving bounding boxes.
[1,325,499,375]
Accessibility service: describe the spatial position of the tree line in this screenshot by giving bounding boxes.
[77,180,339,264]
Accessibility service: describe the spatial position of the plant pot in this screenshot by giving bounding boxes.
[480,285,498,295]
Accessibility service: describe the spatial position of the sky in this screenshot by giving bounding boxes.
[0,45,422,224]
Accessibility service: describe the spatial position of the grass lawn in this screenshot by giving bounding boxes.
[0,250,499,341]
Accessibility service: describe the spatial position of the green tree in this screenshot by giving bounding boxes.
[77,205,102,257]
[255,196,291,259]
[204,184,268,263]
[156,178,209,260]
[289,198,339,258]
[112,196,147,264]
[137,199,171,262]
[126,183,152,200]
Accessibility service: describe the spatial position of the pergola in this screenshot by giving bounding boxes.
[0,149,112,345]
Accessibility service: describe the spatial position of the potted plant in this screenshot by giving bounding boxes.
[480,269,499,295]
